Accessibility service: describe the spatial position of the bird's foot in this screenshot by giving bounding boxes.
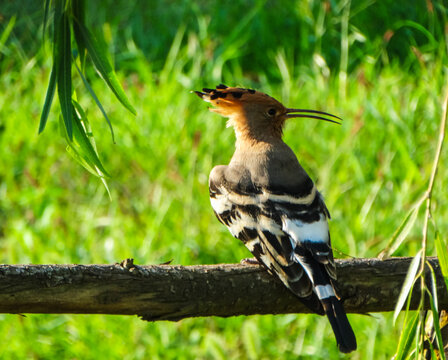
[240,257,260,265]
[117,258,144,274]
[118,258,135,269]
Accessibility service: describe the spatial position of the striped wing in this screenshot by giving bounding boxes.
[210,170,337,313]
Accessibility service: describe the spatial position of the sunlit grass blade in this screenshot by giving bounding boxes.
[74,59,115,142]
[435,231,448,291]
[0,15,16,51]
[378,196,424,259]
[160,25,185,81]
[74,20,136,115]
[242,321,260,359]
[55,7,73,139]
[72,0,86,69]
[393,20,438,50]
[395,311,420,360]
[394,250,422,323]
[38,65,56,134]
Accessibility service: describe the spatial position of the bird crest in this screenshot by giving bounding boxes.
[194,84,341,125]
[194,83,274,103]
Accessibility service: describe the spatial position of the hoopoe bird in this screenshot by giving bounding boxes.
[195,84,357,353]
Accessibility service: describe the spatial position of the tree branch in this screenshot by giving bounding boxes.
[0,257,446,321]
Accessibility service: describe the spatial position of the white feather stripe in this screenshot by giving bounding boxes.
[315,284,335,299]
[259,231,289,266]
[258,253,273,270]
[222,207,282,238]
[210,196,232,214]
[245,238,259,252]
[257,215,284,235]
[227,212,257,237]
[282,215,329,244]
[244,237,291,284]
[216,185,316,206]
[293,254,314,284]
[259,251,287,282]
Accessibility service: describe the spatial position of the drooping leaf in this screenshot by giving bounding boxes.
[72,0,87,69]
[42,0,51,42]
[379,195,424,259]
[71,100,110,177]
[395,311,420,360]
[55,4,73,139]
[39,0,62,135]
[73,59,115,142]
[38,65,57,134]
[74,20,136,115]
[394,250,422,323]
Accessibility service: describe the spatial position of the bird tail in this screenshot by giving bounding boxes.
[321,296,357,353]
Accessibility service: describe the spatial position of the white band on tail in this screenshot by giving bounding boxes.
[315,284,335,299]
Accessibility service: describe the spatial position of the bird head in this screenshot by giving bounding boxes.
[194,84,340,141]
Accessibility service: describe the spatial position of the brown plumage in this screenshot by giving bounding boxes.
[196,84,356,353]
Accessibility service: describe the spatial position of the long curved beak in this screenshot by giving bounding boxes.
[285,108,342,125]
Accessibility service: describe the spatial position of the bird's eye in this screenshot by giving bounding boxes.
[267,108,276,116]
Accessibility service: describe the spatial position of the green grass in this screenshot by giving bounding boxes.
[1,1,448,358]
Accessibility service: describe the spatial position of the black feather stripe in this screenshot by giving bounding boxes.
[266,176,314,197]
[237,227,258,243]
[278,235,293,253]
[252,242,265,258]
[262,231,284,257]
[322,297,357,353]
[255,233,316,299]
[215,208,234,226]
[239,204,261,219]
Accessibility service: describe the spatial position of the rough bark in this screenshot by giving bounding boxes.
[0,257,446,321]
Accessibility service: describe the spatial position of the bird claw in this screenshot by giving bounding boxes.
[240,257,260,265]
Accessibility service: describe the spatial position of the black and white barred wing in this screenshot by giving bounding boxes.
[274,191,337,281]
[210,179,338,313]
[276,191,337,300]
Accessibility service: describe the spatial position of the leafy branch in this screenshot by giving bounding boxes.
[39,0,136,190]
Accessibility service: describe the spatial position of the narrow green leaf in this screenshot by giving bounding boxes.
[73,59,115,142]
[0,15,16,52]
[393,20,438,50]
[65,142,98,175]
[435,231,448,291]
[53,0,63,62]
[72,0,86,69]
[55,8,73,139]
[160,26,186,80]
[74,21,136,115]
[428,343,438,360]
[394,250,422,323]
[71,100,110,177]
[379,195,424,259]
[395,311,419,360]
[59,107,111,196]
[38,65,57,134]
[42,0,51,42]
[100,176,112,201]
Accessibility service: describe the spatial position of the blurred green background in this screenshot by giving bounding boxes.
[1,1,448,358]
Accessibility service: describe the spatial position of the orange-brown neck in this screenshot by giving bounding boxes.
[230,110,285,148]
